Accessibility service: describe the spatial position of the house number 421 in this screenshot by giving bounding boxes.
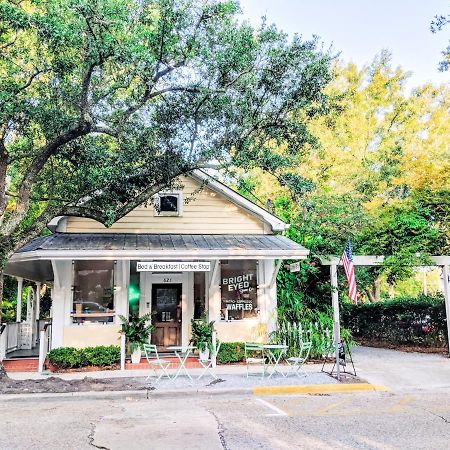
[163,278,172,283]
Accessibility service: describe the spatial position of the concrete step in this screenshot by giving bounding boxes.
[3,358,39,373]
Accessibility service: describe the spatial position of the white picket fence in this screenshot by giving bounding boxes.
[274,321,333,357]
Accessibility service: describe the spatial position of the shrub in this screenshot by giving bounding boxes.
[47,345,120,370]
[341,294,447,347]
[217,342,245,364]
[81,346,121,367]
[47,347,82,369]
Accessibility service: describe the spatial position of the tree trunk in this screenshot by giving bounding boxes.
[0,267,3,321]
[0,361,7,379]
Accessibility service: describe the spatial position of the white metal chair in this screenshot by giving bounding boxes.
[244,343,265,378]
[286,341,312,378]
[198,340,222,380]
[143,344,172,383]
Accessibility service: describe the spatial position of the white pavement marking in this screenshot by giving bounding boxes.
[255,397,288,417]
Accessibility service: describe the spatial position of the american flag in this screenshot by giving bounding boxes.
[341,240,358,304]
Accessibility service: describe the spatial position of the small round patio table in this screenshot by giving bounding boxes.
[167,346,196,381]
[262,344,288,378]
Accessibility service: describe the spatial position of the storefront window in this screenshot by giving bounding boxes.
[194,272,206,319]
[72,260,114,324]
[220,260,258,320]
[129,261,141,317]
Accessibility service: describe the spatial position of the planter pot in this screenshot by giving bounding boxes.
[199,348,210,361]
[131,347,142,364]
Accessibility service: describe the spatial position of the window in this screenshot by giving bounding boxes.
[72,260,115,324]
[154,192,182,216]
[220,260,258,321]
[194,272,206,319]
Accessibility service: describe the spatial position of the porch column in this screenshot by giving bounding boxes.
[442,265,450,357]
[330,264,341,380]
[16,277,23,322]
[35,282,41,322]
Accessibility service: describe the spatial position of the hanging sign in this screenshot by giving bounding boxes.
[137,261,211,272]
[289,262,301,273]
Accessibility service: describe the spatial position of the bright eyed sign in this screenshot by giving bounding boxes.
[137,261,211,272]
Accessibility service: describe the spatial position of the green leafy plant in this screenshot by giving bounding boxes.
[190,316,214,352]
[81,346,121,367]
[342,294,447,347]
[119,313,154,353]
[47,347,82,369]
[216,342,245,364]
[47,346,120,370]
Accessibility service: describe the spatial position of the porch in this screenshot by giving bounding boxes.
[2,232,309,371]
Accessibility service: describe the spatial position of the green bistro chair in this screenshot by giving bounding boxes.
[244,343,265,378]
[142,344,172,383]
[285,341,312,378]
[198,340,222,380]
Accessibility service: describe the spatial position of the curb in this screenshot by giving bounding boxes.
[0,383,389,401]
[0,387,252,401]
[253,383,390,395]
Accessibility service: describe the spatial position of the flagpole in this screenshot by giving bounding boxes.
[330,262,341,381]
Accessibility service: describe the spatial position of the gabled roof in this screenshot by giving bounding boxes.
[47,169,289,233]
[190,170,288,232]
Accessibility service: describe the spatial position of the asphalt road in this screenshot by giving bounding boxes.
[1,390,450,450]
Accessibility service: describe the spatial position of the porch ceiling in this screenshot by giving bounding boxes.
[11,232,309,261]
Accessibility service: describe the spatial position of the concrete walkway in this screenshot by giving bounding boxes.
[7,363,338,393]
[352,345,450,392]
[8,345,448,394]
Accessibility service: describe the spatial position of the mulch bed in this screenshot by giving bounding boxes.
[356,339,449,356]
[0,375,149,395]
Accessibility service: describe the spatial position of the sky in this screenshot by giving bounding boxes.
[239,0,449,91]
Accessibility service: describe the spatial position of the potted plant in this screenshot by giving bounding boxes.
[190,316,214,360]
[119,313,154,364]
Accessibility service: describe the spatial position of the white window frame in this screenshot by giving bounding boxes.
[153,191,183,217]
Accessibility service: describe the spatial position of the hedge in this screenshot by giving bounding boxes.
[216,342,245,364]
[341,295,448,348]
[47,345,120,369]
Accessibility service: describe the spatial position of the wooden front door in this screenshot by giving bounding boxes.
[151,284,182,349]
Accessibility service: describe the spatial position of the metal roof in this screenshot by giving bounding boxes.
[14,233,308,260]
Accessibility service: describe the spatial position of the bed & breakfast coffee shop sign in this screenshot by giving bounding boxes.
[137,261,211,272]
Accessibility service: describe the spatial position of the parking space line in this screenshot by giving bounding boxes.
[255,398,289,417]
[389,395,415,413]
[311,399,349,416]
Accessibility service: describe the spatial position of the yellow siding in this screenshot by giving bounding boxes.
[214,321,268,343]
[63,325,121,348]
[65,176,266,234]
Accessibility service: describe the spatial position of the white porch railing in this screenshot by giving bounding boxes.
[0,322,21,361]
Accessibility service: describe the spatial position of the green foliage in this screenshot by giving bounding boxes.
[47,347,82,369]
[119,314,153,352]
[216,342,245,364]
[80,346,121,367]
[190,316,214,352]
[272,308,353,359]
[47,346,120,369]
[342,295,447,347]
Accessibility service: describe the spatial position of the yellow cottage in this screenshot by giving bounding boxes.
[3,170,308,366]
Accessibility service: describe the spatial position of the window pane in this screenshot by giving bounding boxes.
[129,261,140,317]
[194,272,206,319]
[220,260,258,320]
[160,195,178,212]
[73,260,114,324]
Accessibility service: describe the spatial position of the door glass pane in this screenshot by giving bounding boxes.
[152,286,181,323]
